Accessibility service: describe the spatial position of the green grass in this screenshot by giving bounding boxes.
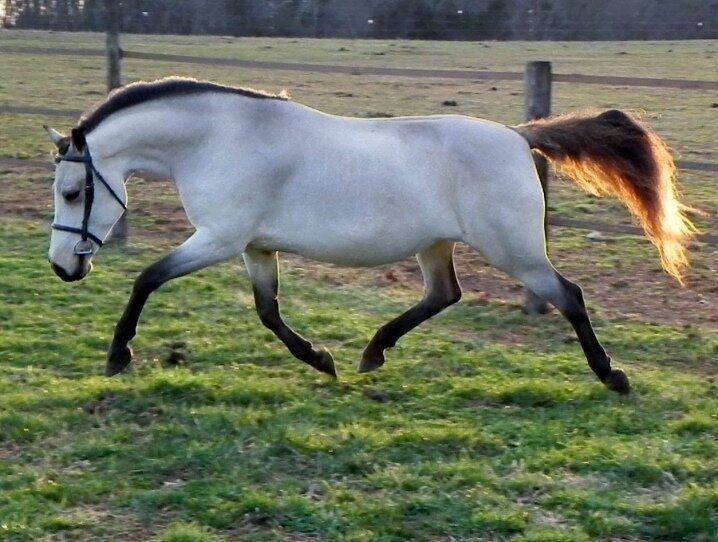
[1,217,717,541]
[1,31,717,541]
[1,30,716,77]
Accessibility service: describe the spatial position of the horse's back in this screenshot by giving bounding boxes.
[206,99,542,266]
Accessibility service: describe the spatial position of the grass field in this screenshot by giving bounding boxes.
[1,31,717,541]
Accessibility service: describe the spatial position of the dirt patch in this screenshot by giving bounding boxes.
[0,441,23,459]
[453,243,717,329]
[277,243,717,330]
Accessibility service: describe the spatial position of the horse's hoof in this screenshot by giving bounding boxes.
[604,368,630,394]
[105,344,133,376]
[358,353,385,373]
[312,348,337,379]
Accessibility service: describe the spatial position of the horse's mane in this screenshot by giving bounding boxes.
[78,77,289,134]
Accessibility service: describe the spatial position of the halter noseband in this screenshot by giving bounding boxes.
[52,146,127,255]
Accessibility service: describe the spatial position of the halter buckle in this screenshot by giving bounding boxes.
[74,239,94,256]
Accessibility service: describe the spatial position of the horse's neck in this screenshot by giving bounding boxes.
[86,102,210,182]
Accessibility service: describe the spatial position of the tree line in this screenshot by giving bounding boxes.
[3,0,715,40]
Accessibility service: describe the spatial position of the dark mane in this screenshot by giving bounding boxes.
[78,77,289,134]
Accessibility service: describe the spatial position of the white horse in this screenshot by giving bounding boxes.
[46,77,695,394]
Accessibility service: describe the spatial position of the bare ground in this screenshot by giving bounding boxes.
[283,243,718,330]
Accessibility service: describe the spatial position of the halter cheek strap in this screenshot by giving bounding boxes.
[52,147,127,255]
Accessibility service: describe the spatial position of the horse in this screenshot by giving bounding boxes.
[45,77,695,394]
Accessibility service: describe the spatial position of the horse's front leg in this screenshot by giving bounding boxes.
[243,249,336,378]
[106,229,240,376]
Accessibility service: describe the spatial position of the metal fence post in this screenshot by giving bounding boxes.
[105,0,126,245]
[523,60,552,314]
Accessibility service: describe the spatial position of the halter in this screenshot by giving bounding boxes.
[52,146,127,255]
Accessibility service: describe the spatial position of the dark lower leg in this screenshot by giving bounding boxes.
[553,273,630,393]
[245,250,335,378]
[111,262,167,346]
[107,232,238,376]
[252,285,336,378]
[107,257,174,376]
[360,242,461,372]
[360,296,458,372]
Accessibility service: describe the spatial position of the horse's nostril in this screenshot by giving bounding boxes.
[51,261,84,282]
[51,261,70,281]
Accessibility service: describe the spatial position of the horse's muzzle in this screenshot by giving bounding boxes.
[50,261,86,282]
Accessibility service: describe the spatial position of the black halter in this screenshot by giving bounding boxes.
[52,146,127,255]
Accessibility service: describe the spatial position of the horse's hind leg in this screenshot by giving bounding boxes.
[359,240,461,373]
[465,232,630,394]
[551,271,630,393]
[243,249,336,378]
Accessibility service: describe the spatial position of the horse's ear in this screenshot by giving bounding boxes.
[71,128,86,152]
[44,125,66,147]
[44,125,72,154]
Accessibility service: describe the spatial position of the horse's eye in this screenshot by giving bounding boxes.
[64,190,81,202]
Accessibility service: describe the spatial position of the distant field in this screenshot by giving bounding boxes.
[0,31,717,541]
[1,30,717,78]
[1,31,716,159]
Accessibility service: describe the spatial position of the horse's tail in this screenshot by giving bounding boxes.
[515,109,696,283]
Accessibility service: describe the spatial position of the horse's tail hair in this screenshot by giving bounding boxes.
[515,109,697,283]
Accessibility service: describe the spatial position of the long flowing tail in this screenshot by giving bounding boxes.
[515,109,696,283]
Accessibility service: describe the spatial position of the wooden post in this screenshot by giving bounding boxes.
[523,61,552,314]
[525,61,551,224]
[105,0,126,245]
[105,11,121,91]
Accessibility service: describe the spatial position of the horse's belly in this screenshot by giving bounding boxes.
[251,226,440,267]
[293,242,426,267]
[248,158,462,265]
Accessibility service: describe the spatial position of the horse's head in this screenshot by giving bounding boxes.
[46,126,127,282]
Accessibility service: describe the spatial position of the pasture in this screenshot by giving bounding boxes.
[1,31,717,541]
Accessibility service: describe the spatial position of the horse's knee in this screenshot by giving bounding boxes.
[427,281,461,309]
[429,291,461,310]
[257,306,280,329]
[447,286,462,307]
[253,294,280,328]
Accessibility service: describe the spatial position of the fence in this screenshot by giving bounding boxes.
[3,35,716,309]
[2,39,716,223]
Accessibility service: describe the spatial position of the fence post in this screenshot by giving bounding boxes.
[105,0,126,245]
[523,60,552,314]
